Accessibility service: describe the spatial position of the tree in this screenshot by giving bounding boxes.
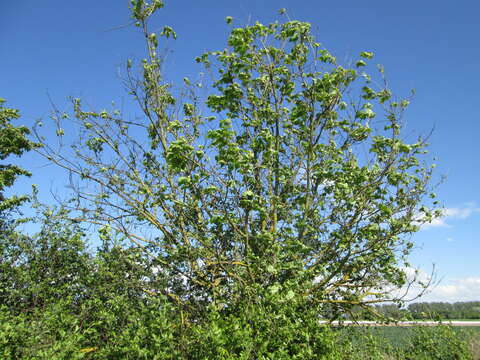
[0,98,34,214]
[0,98,38,311]
[35,0,438,324]
[0,205,91,314]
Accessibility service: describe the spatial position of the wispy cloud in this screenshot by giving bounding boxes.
[443,207,480,219]
[421,217,450,229]
[383,267,435,302]
[390,268,480,303]
[417,277,480,302]
[421,205,480,229]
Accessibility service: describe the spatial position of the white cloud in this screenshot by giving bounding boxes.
[421,217,450,229]
[384,267,435,301]
[442,207,480,219]
[388,268,480,303]
[421,205,480,230]
[416,277,480,303]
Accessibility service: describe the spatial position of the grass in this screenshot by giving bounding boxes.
[334,325,480,359]
[372,326,479,345]
[374,326,480,359]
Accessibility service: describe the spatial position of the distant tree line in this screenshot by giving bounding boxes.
[407,301,480,320]
[368,302,480,320]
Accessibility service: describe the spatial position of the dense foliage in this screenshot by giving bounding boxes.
[0,98,34,213]
[1,0,476,359]
[0,211,475,359]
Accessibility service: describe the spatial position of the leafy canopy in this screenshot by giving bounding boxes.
[35,0,438,322]
[0,98,34,212]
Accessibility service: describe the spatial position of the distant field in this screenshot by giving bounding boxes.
[334,325,480,358]
[340,325,480,359]
[320,320,480,327]
[372,326,480,344]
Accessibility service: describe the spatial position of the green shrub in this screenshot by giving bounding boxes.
[0,303,86,360]
[187,301,339,360]
[334,326,396,360]
[403,325,473,360]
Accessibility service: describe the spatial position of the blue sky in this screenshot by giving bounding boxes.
[1,0,479,302]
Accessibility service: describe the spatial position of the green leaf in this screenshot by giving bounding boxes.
[285,290,295,300]
[356,60,367,67]
[161,25,177,39]
[360,51,374,59]
[269,284,281,295]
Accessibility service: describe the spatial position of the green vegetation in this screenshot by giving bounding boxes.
[0,98,36,213]
[346,302,480,321]
[407,301,480,320]
[336,326,477,360]
[1,0,475,358]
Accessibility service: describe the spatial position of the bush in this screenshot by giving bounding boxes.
[188,304,339,359]
[334,327,395,360]
[403,325,473,360]
[0,303,86,360]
